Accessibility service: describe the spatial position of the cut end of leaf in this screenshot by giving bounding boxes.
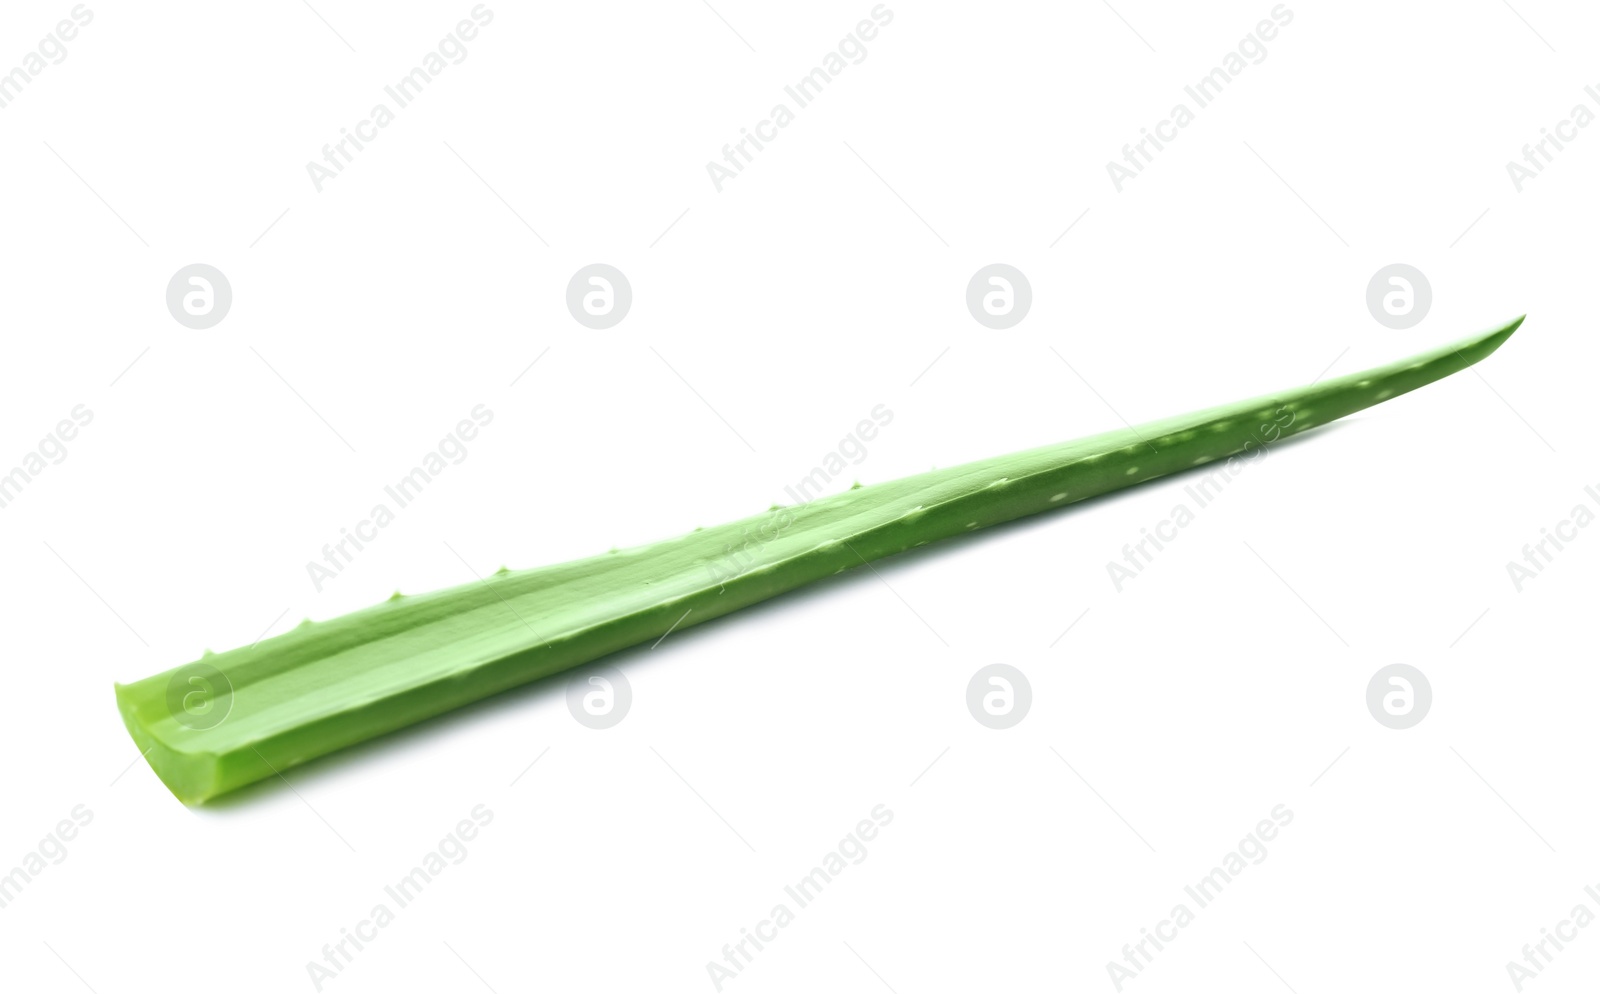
[114,683,222,805]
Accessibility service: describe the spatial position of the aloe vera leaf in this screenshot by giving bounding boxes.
[115,317,1522,803]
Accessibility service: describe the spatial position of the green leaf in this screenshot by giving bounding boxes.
[115,317,1523,803]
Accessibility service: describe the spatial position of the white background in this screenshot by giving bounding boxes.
[1,1,1595,991]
